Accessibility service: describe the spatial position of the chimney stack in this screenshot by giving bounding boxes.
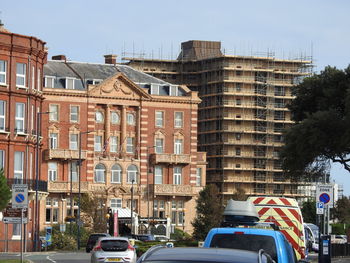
[52,55,67,61]
[104,54,117,65]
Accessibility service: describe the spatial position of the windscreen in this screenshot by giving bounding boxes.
[210,234,277,262]
[101,240,128,252]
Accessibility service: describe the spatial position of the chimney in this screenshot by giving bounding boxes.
[104,54,117,65]
[52,55,67,61]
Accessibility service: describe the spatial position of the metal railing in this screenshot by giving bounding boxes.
[6,178,48,192]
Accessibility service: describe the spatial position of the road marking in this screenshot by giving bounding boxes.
[47,255,56,263]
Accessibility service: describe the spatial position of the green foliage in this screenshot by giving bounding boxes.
[192,184,224,241]
[301,200,316,224]
[231,187,247,201]
[333,197,350,224]
[80,193,108,233]
[281,65,350,180]
[170,228,191,241]
[0,170,11,211]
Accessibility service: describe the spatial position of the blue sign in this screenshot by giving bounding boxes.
[46,227,52,246]
[317,202,324,209]
[15,193,25,203]
[319,193,331,204]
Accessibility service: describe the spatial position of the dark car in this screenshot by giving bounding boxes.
[136,234,155,242]
[86,233,111,252]
[137,246,275,263]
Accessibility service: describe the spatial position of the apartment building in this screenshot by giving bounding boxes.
[124,40,312,201]
[42,55,206,234]
[0,22,47,252]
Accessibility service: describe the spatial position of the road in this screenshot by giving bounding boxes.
[0,251,90,263]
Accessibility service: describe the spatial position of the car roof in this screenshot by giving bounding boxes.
[208,227,281,237]
[141,247,262,263]
[98,237,129,241]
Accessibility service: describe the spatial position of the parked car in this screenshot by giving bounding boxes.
[86,233,111,253]
[331,235,347,244]
[136,246,275,263]
[91,236,137,263]
[135,234,155,242]
[154,235,173,242]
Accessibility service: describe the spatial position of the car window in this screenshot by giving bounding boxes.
[89,234,106,243]
[284,239,297,263]
[210,234,277,262]
[101,240,128,252]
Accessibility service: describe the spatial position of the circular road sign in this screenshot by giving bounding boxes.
[15,193,25,203]
[319,193,330,204]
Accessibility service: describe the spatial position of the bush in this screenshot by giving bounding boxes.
[170,228,191,241]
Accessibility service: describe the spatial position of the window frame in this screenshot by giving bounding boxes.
[95,111,104,123]
[111,111,120,124]
[127,165,138,183]
[155,138,164,154]
[0,60,7,85]
[15,103,25,133]
[110,136,118,153]
[173,166,182,185]
[154,165,163,184]
[94,135,102,152]
[14,151,24,180]
[174,139,183,154]
[16,63,26,88]
[48,162,58,182]
[94,163,106,183]
[111,164,122,183]
[45,76,56,88]
[155,111,164,127]
[174,112,183,128]
[49,104,59,121]
[126,137,134,154]
[0,100,6,131]
[69,134,78,150]
[65,77,75,89]
[49,133,58,149]
[127,113,135,125]
[70,105,79,123]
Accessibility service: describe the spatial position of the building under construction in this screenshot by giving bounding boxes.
[124,40,313,201]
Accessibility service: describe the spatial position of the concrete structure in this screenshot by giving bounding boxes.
[42,56,206,235]
[124,40,313,201]
[0,22,47,252]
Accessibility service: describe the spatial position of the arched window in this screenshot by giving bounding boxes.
[111,164,122,183]
[94,163,106,183]
[95,111,104,123]
[111,111,120,124]
[127,113,135,125]
[127,164,138,183]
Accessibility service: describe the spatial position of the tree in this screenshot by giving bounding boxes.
[231,187,247,201]
[333,197,350,224]
[0,170,11,211]
[301,200,316,224]
[281,66,350,180]
[80,193,108,233]
[192,184,224,240]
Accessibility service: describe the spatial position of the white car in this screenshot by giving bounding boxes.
[91,236,137,263]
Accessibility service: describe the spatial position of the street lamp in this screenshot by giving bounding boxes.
[130,179,134,235]
[34,111,50,252]
[77,130,91,250]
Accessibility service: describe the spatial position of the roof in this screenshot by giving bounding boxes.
[44,60,169,90]
[141,247,264,263]
[113,208,137,218]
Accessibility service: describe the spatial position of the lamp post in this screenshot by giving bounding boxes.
[34,111,49,252]
[130,179,134,235]
[77,131,91,250]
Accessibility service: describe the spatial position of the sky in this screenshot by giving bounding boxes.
[2,0,350,195]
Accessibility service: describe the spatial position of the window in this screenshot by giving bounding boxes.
[65,78,75,89]
[127,113,135,125]
[0,60,6,84]
[236,148,241,156]
[45,76,55,88]
[94,163,106,183]
[111,164,122,183]
[70,106,79,122]
[69,134,78,150]
[49,105,59,121]
[12,224,21,238]
[174,112,183,128]
[196,167,202,186]
[178,211,184,225]
[155,166,163,184]
[31,105,34,132]
[0,100,6,131]
[155,111,164,127]
[126,137,134,153]
[110,198,122,209]
[49,133,58,149]
[14,151,24,180]
[236,83,242,91]
[70,161,78,182]
[95,135,102,152]
[111,111,120,124]
[127,164,138,183]
[16,63,26,87]
[95,111,104,123]
[110,136,118,153]
[236,98,242,105]
[174,139,183,154]
[0,150,4,170]
[170,85,179,96]
[155,138,164,154]
[150,84,160,95]
[37,68,41,91]
[15,103,25,133]
[48,162,58,181]
[173,166,182,185]
[235,133,241,140]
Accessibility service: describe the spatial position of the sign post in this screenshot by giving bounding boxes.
[316,202,324,215]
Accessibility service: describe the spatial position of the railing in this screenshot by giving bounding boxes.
[153,184,193,196]
[48,181,89,192]
[44,148,88,160]
[6,178,48,192]
[150,153,191,164]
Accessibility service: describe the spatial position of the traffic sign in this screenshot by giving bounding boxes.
[12,184,28,209]
[316,184,334,207]
[3,217,28,224]
[316,202,324,215]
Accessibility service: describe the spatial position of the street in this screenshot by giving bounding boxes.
[0,251,90,263]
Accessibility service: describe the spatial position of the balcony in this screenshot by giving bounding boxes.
[44,148,88,160]
[6,178,48,192]
[48,181,89,193]
[153,184,194,196]
[150,153,191,164]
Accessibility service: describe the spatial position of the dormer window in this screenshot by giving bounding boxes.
[86,79,103,85]
[65,78,75,89]
[169,85,179,96]
[150,84,160,95]
[45,76,56,88]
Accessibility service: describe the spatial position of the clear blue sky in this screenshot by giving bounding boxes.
[2,0,350,195]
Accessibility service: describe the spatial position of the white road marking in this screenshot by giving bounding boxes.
[47,255,56,263]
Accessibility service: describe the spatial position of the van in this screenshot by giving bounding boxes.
[248,196,306,260]
[203,199,305,263]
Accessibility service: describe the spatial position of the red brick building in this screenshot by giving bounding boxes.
[0,22,47,252]
[42,57,206,235]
